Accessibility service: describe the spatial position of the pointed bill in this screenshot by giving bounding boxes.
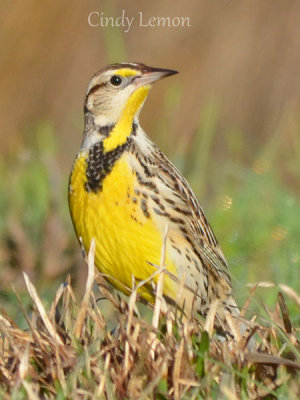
[134,67,178,88]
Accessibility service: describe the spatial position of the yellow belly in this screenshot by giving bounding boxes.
[69,151,178,303]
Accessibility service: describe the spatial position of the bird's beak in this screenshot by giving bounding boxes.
[134,67,178,88]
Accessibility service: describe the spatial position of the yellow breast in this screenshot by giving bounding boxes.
[68,150,178,303]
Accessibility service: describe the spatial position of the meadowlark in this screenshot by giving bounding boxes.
[68,63,241,330]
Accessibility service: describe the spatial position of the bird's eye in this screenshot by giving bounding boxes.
[110,75,123,86]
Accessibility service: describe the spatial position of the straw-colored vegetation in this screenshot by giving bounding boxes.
[0,240,299,399]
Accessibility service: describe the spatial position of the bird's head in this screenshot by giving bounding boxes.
[84,63,178,129]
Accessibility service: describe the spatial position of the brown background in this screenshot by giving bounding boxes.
[1,0,300,169]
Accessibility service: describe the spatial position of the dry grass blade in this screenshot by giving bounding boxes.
[247,281,275,288]
[0,308,17,329]
[224,311,242,342]
[247,282,300,307]
[74,238,95,339]
[240,284,258,318]
[19,344,29,380]
[203,299,219,337]
[152,223,168,330]
[95,272,121,309]
[220,385,239,400]
[245,352,300,370]
[127,281,138,337]
[278,291,292,334]
[173,338,184,400]
[49,281,67,321]
[125,287,138,377]
[279,284,300,307]
[97,352,111,397]
[23,272,63,345]
[22,381,40,400]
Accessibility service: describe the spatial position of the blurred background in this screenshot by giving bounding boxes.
[0,0,299,323]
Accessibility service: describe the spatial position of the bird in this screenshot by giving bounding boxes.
[68,62,243,332]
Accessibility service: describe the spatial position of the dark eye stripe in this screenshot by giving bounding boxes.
[87,82,106,98]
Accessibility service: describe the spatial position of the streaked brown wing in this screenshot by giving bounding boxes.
[152,145,232,286]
